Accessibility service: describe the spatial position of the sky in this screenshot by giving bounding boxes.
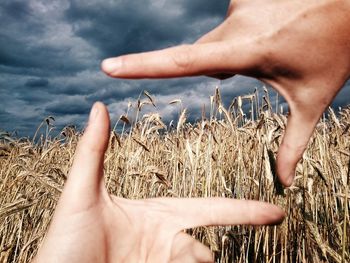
[1,0,349,137]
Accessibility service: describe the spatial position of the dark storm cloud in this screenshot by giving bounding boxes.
[0,35,90,77]
[183,0,229,18]
[65,0,229,58]
[0,0,96,77]
[0,104,41,137]
[45,96,91,115]
[2,1,31,17]
[0,108,12,125]
[15,90,51,103]
[25,78,49,87]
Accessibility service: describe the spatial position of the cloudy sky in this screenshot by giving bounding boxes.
[1,0,349,137]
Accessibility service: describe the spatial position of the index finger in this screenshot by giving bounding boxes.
[101,42,254,79]
[156,198,285,230]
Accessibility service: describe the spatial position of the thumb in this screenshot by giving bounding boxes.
[63,102,110,201]
[276,100,323,187]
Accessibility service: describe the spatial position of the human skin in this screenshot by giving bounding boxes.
[33,102,284,263]
[101,0,350,187]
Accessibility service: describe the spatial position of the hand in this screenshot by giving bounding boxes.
[33,102,284,263]
[101,0,350,186]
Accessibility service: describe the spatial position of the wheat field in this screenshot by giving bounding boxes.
[0,88,349,262]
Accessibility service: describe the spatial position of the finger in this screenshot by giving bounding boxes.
[154,198,285,230]
[64,102,110,198]
[276,100,324,187]
[101,42,256,79]
[170,232,213,263]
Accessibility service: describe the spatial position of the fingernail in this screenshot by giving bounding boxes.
[101,58,122,75]
[89,103,99,122]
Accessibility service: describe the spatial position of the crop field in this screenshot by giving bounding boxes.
[0,89,349,262]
